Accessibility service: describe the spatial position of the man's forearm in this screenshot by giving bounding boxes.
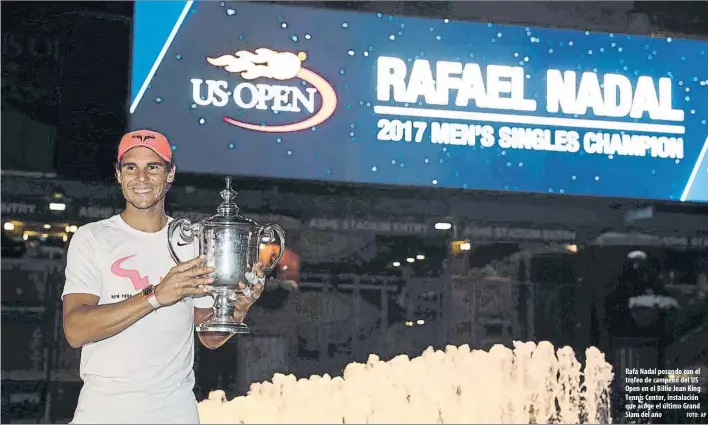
[198,333,234,350]
[64,294,154,348]
[195,309,238,350]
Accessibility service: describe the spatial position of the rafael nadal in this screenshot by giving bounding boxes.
[62,129,264,424]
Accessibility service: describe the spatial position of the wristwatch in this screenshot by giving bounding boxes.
[142,285,162,310]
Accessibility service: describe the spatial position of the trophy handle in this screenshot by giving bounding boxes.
[168,217,196,265]
[259,223,286,273]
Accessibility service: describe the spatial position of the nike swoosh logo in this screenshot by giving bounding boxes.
[177,241,190,247]
[111,255,150,290]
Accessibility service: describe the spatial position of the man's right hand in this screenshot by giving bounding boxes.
[155,255,215,307]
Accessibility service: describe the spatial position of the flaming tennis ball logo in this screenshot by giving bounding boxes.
[207,49,305,80]
[191,48,337,133]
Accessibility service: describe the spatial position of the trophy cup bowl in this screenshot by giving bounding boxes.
[167,177,286,334]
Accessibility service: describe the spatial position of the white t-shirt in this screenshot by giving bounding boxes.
[62,215,215,424]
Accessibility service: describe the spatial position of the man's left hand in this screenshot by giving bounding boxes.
[233,262,265,321]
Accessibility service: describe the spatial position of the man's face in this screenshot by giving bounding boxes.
[116,147,175,210]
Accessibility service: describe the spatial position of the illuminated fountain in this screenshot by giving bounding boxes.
[198,341,614,424]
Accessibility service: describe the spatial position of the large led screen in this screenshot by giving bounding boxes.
[130,1,708,202]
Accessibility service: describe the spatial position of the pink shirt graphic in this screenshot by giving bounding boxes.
[110,255,152,290]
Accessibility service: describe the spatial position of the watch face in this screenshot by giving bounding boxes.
[142,285,153,296]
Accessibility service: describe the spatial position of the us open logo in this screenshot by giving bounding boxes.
[190,47,337,133]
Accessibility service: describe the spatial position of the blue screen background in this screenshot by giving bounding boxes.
[130,1,708,203]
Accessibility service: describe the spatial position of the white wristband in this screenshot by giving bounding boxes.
[146,294,162,310]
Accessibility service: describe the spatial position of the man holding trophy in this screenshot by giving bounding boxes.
[61,130,285,424]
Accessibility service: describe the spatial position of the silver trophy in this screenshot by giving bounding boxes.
[167,176,286,334]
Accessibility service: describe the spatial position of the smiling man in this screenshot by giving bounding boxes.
[61,129,265,424]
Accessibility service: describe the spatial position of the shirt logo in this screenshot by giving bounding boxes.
[110,255,150,290]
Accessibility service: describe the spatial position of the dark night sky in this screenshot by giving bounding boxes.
[2,2,134,179]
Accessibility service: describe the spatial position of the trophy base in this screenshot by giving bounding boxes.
[196,287,252,335]
[196,317,251,335]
